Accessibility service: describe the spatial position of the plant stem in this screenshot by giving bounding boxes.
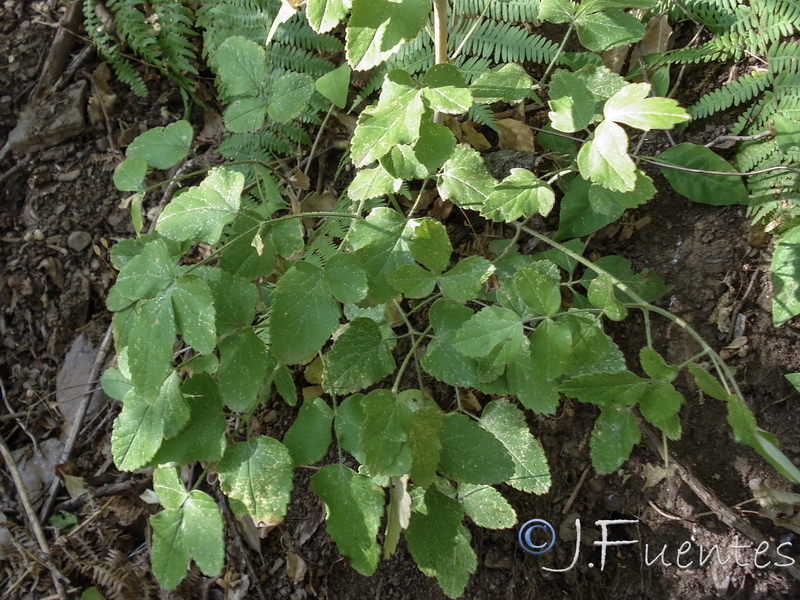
[516,223,743,399]
[432,0,448,124]
[539,23,573,87]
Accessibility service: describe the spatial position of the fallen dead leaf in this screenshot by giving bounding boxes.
[286,552,308,584]
[495,118,535,152]
[637,14,672,57]
[462,121,491,151]
[603,45,629,74]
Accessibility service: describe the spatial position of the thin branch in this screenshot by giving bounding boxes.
[0,436,69,600]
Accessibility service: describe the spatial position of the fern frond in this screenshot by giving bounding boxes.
[769,41,800,75]
[467,103,497,130]
[455,0,540,22]
[689,70,772,119]
[736,139,779,172]
[385,30,435,77]
[454,55,493,84]
[84,0,148,96]
[152,0,199,92]
[275,16,343,52]
[197,0,274,56]
[449,19,559,64]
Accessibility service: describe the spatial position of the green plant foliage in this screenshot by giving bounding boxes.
[654,143,749,205]
[771,226,800,326]
[96,1,800,596]
[150,467,223,590]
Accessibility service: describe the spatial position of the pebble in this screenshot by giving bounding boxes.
[67,231,92,252]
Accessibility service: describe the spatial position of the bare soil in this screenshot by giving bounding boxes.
[1,3,799,599]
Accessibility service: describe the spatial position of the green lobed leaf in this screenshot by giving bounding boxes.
[348,163,401,201]
[570,63,627,101]
[575,10,645,53]
[470,63,533,104]
[458,484,516,529]
[217,437,294,525]
[311,465,384,575]
[590,404,640,474]
[218,215,276,280]
[409,218,452,274]
[360,389,413,476]
[324,253,368,304]
[406,489,476,598]
[157,167,244,245]
[268,72,315,123]
[171,275,216,355]
[480,399,551,494]
[113,156,147,192]
[578,119,636,192]
[507,346,561,414]
[687,363,735,402]
[438,413,515,484]
[151,375,227,465]
[348,207,415,303]
[529,318,573,380]
[346,0,429,71]
[128,291,175,399]
[539,0,578,23]
[223,96,266,133]
[217,328,268,412]
[580,255,671,303]
[408,406,444,489]
[211,36,265,97]
[555,175,625,240]
[315,62,351,107]
[324,318,395,395]
[410,121,457,176]
[155,372,190,439]
[639,379,684,439]
[422,64,472,114]
[639,347,678,382]
[561,370,648,407]
[513,260,562,316]
[588,170,656,210]
[112,390,166,471]
[101,366,131,402]
[283,397,333,466]
[588,273,627,320]
[481,169,555,222]
[604,83,689,131]
[439,255,495,303]
[334,394,367,463]
[421,300,480,388]
[452,306,524,361]
[787,373,800,393]
[771,227,800,327]
[350,69,424,166]
[388,264,437,298]
[548,70,595,133]
[270,261,340,364]
[150,480,223,590]
[196,267,257,336]
[560,313,626,376]
[655,143,749,205]
[774,114,800,153]
[437,144,496,209]
[126,120,193,170]
[306,0,349,34]
[106,238,175,311]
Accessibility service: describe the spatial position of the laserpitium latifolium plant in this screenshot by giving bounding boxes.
[94,0,800,596]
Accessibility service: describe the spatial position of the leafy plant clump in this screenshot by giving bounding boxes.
[96,0,800,596]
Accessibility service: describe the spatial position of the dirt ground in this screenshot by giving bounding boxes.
[1,2,799,599]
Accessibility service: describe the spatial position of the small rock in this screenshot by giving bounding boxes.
[7,80,88,154]
[67,230,92,252]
